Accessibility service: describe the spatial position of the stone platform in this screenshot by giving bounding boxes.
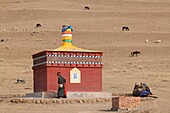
[26,92,112,99]
[9,98,111,104]
[26,92,56,98]
[67,92,112,98]
[111,96,142,111]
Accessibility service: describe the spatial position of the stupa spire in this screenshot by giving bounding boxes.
[61,24,73,45]
[53,25,100,52]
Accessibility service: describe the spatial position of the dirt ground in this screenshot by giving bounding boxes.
[0,0,170,112]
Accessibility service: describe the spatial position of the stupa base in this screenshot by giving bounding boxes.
[26,92,112,99]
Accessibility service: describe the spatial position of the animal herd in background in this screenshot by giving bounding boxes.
[0,6,163,58]
[0,22,163,58]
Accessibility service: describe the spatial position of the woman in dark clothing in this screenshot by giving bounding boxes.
[140,83,152,97]
[143,83,152,95]
[57,72,67,98]
[133,83,142,96]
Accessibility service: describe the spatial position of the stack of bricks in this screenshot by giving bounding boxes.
[111,96,141,111]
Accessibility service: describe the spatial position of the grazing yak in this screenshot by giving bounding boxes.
[85,6,90,10]
[122,26,129,31]
[36,23,42,28]
[131,51,141,57]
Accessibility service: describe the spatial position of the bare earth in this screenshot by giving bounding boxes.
[0,0,170,113]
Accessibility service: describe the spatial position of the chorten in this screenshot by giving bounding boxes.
[32,25,103,93]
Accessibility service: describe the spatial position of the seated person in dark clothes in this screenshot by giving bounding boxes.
[143,83,152,95]
[133,83,142,96]
[139,83,152,97]
[56,72,67,98]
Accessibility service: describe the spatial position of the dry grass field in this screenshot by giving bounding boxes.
[0,0,170,112]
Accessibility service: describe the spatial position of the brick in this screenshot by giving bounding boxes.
[35,99,41,104]
[111,96,141,111]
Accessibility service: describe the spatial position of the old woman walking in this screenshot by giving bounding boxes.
[56,72,67,98]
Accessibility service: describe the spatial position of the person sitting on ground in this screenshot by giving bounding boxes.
[133,83,142,96]
[139,83,152,97]
[143,83,152,95]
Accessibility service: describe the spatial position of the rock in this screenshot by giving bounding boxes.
[22,99,27,103]
[12,27,18,31]
[44,99,49,104]
[32,99,36,103]
[40,99,45,104]
[77,99,83,104]
[19,99,24,103]
[86,99,91,103]
[82,99,88,103]
[69,99,77,104]
[61,99,65,104]
[6,38,10,42]
[35,99,41,104]
[91,98,97,103]
[14,99,19,103]
[26,99,33,103]
[56,99,63,104]
[64,99,69,104]
[52,99,56,103]
[48,99,54,104]
[55,100,60,104]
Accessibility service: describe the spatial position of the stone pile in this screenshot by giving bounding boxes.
[9,98,111,104]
